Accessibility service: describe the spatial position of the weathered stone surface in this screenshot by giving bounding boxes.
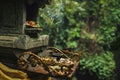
[0,0,25,34]
[0,0,49,50]
[0,35,49,50]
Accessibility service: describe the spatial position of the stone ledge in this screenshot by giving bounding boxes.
[0,35,49,50]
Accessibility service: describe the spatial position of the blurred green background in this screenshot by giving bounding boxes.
[39,0,120,80]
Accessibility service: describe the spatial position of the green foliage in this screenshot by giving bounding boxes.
[39,0,120,50]
[39,0,65,48]
[97,26,116,46]
[78,0,118,49]
[39,0,120,79]
[39,0,82,49]
[80,51,115,80]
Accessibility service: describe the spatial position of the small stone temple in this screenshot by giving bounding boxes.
[0,0,50,65]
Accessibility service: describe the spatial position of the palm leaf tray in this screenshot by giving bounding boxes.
[18,47,81,78]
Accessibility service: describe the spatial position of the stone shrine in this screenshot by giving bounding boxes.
[0,0,50,66]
